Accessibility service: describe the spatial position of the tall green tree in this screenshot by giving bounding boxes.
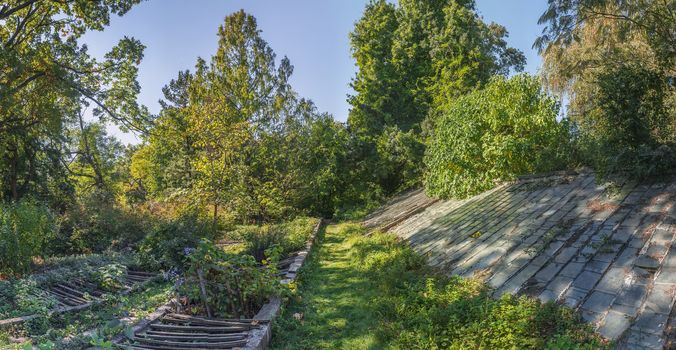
[162,10,349,222]
[0,0,148,203]
[187,10,295,222]
[131,70,195,199]
[347,0,525,195]
[536,0,675,178]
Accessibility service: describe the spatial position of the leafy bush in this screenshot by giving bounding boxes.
[0,200,55,276]
[240,225,287,262]
[180,239,283,318]
[93,263,128,291]
[137,210,216,270]
[54,192,149,255]
[424,74,572,199]
[578,63,675,179]
[234,217,318,261]
[355,229,603,349]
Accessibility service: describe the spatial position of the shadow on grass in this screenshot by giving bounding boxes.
[270,224,387,350]
[270,223,606,350]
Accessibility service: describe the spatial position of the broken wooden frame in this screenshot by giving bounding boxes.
[0,270,160,331]
[116,219,325,350]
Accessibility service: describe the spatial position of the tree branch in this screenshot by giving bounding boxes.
[0,0,38,20]
[8,71,46,95]
[4,3,37,48]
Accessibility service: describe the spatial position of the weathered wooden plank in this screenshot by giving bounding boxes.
[138,333,247,342]
[144,330,248,338]
[131,336,247,348]
[149,323,249,333]
[166,314,265,324]
[165,314,257,327]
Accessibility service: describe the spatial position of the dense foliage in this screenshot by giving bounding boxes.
[536,0,675,180]
[0,200,54,276]
[271,224,605,349]
[425,74,572,198]
[137,209,217,270]
[347,0,525,195]
[233,217,319,261]
[129,11,350,223]
[0,0,148,203]
[578,63,676,178]
[180,239,282,318]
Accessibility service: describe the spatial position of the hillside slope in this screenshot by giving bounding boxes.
[367,172,675,349]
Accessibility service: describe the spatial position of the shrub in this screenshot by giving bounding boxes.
[54,192,149,255]
[0,200,55,276]
[424,74,572,198]
[578,63,675,179]
[180,239,282,318]
[137,210,216,270]
[240,225,287,262]
[235,217,318,261]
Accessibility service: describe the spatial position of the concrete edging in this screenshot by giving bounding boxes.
[244,218,325,350]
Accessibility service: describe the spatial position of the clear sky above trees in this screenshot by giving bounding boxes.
[80,0,548,144]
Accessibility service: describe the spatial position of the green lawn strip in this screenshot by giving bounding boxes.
[0,280,172,350]
[271,223,383,350]
[270,223,607,350]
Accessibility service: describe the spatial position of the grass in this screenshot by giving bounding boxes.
[271,223,382,349]
[270,223,607,350]
[225,217,320,258]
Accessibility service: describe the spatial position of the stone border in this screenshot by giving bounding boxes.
[244,218,324,350]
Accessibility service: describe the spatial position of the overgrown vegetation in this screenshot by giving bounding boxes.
[171,217,318,318]
[425,74,572,198]
[0,253,142,320]
[178,239,283,318]
[231,217,319,261]
[1,280,172,350]
[536,0,675,181]
[0,0,672,347]
[271,224,606,349]
[0,200,54,276]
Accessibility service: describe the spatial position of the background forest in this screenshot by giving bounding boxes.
[0,0,674,278]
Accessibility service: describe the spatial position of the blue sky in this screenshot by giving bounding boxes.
[82,0,548,144]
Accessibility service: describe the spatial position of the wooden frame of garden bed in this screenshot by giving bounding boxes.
[0,270,160,331]
[113,218,325,350]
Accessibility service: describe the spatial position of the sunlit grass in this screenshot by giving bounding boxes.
[270,223,606,350]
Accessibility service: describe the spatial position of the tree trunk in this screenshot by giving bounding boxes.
[213,202,219,231]
[9,143,18,201]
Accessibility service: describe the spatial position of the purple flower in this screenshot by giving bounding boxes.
[163,267,182,281]
[183,247,196,256]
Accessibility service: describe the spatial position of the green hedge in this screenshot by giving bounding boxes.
[424,74,572,198]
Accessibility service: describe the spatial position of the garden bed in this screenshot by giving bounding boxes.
[0,253,166,349]
[116,218,324,350]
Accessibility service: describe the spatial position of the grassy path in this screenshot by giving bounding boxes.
[270,223,384,350]
[270,223,606,350]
